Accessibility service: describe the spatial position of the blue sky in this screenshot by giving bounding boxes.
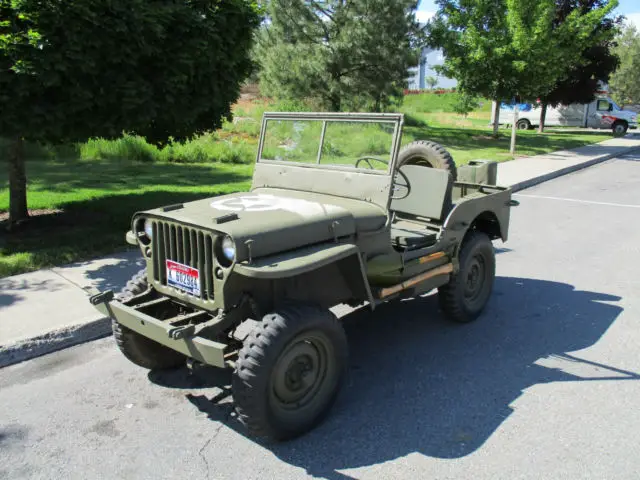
[416,0,640,28]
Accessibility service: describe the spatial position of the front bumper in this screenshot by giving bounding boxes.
[89,291,228,368]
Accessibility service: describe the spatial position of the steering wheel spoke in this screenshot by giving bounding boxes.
[354,156,410,200]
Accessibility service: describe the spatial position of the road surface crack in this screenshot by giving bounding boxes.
[198,410,232,479]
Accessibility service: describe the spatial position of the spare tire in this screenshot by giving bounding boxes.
[397,140,457,181]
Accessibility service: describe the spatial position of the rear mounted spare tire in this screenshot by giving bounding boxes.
[397,140,457,181]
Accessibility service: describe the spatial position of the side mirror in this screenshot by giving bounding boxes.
[608,103,613,111]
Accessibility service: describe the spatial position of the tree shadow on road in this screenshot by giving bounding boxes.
[151,275,634,480]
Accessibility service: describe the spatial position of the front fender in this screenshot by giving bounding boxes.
[233,242,376,309]
[233,242,360,279]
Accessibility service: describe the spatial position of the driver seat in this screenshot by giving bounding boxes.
[389,164,454,250]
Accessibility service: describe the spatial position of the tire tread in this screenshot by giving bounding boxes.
[233,304,347,441]
[397,140,457,181]
[438,230,495,323]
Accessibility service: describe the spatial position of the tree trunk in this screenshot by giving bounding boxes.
[510,103,519,155]
[538,103,548,133]
[373,94,381,113]
[8,137,29,227]
[492,100,500,137]
[330,96,341,112]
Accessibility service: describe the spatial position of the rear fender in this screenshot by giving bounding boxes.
[443,187,513,243]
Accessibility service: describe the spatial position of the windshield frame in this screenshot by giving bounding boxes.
[255,112,404,176]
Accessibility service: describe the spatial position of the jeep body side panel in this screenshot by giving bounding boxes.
[366,249,453,288]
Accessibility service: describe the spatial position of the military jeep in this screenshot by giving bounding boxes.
[90,112,517,441]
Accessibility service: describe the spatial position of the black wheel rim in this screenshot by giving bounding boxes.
[464,253,487,304]
[269,331,334,417]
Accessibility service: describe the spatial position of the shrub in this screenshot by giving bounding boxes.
[452,93,481,117]
[161,135,256,164]
[80,134,160,162]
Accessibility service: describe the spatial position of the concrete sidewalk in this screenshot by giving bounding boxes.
[0,250,145,367]
[497,134,640,191]
[2,133,640,367]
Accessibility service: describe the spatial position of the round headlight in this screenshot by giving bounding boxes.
[144,219,153,239]
[222,236,236,261]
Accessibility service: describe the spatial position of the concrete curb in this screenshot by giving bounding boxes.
[509,146,640,192]
[0,316,111,369]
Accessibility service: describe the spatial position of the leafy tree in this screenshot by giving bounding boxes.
[537,0,621,132]
[609,23,640,106]
[256,0,424,112]
[452,91,479,117]
[426,75,438,90]
[0,0,261,227]
[428,0,617,146]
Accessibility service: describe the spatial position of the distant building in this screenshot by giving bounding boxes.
[407,47,457,90]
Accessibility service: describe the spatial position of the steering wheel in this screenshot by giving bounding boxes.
[355,156,389,169]
[355,156,411,200]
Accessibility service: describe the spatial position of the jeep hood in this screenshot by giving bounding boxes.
[140,188,387,261]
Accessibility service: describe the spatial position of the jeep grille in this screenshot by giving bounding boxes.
[151,220,216,301]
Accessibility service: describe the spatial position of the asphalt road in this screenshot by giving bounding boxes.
[2,152,640,480]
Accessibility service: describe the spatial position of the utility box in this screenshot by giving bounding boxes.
[457,160,498,185]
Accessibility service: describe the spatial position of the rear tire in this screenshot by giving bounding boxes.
[397,140,457,181]
[438,231,495,323]
[112,268,185,370]
[516,119,531,130]
[232,303,348,441]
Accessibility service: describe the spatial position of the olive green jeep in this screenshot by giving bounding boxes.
[89,112,518,441]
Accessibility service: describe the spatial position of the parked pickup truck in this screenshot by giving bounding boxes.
[89,111,518,441]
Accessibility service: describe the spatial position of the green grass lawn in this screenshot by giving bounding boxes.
[0,155,252,277]
[0,92,613,278]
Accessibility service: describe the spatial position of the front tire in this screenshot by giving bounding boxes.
[112,268,185,370]
[516,119,531,130]
[438,231,496,323]
[612,121,628,137]
[232,304,348,441]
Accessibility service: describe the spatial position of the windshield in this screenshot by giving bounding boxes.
[258,116,400,173]
[610,100,621,111]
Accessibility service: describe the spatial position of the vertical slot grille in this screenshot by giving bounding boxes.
[151,220,216,301]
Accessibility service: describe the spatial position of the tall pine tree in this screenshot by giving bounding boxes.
[256,0,424,112]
